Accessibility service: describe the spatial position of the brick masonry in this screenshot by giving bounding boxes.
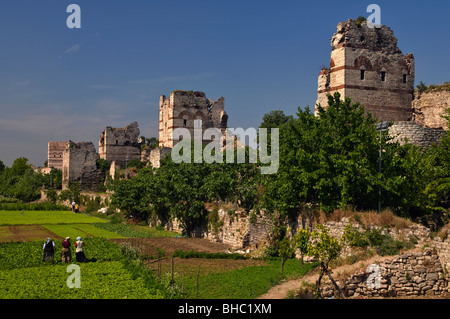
[388,121,446,147]
[47,141,68,170]
[62,141,102,191]
[98,122,141,168]
[413,89,450,130]
[321,248,448,298]
[316,19,415,122]
[159,90,228,148]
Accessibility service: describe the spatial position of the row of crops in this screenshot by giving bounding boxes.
[0,210,176,299]
[0,210,319,299]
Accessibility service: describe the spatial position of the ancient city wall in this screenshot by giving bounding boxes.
[98,122,141,168]
[413,89,450,130]
[316,19,415,122]
[432,229,450,276]
[167,210,430,250]
[388,121,446,147]
[319,248,448,298]
[48,141,68,170]
[159,91,228,148]
[167,209,272,249]
[167,209,450,298]
[62,141,102,191]
[141,147,172,169]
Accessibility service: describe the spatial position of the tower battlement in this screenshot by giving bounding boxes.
[316,19,415,122]
[159,90,228,148]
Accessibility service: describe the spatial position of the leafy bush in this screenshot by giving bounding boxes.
[0,197,20,203]
[342,224,415,256]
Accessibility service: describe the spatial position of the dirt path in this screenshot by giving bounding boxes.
[257,254,397,299]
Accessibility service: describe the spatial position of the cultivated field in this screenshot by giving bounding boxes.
[0,210,314,299]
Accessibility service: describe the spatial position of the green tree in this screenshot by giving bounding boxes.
[96,159,110,175]
[277,235,295,274]
[293,228,310,264]
[263,92,383,218]
[260,110,293,129]
[156,155,212,237]
[307,224,343,298]
[10,157,32,177]
[46,188,58,204]
[111,168,153,221]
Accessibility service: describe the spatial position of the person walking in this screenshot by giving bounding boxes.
[75,236,86,262]
[61,237,71,263]
[42,238,55,262]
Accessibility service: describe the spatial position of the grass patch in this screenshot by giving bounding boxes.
[180,258,317,299]
[0,202,70,211]
[0,211,107,226]
[172,249,247,260]
[93,223,178,238]
[43,224,124,240]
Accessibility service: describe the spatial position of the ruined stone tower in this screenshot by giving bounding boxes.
[159,90,228,148]
[62,141,102,191]
[316,19,415,121]
[47,141,68,170]
[98,122,141,168]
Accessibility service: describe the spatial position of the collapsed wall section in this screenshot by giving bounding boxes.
[99,122,141,168]
[413,88,450,130]
[388,121,446,147]
[62,141,102,191]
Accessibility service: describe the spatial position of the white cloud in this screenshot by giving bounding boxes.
[7,80,30,93]
[64,44,81,55]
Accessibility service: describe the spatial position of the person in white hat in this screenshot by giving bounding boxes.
[75,236,86,262]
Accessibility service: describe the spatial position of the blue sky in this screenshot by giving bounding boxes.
[0,0,449,167]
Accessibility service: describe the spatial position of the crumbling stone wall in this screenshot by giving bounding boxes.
[48,141,68,170]
[141,147,172,169]
[320,217,430,246]
[432,229,450,276]
[62,141,102,191]
[413,89,450,130]
[388,121,446,147]
[316,19,415,122]
[319,248,448,298]
[99,122,141,168]
[166,209,272,249]
[159,91,228,148]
